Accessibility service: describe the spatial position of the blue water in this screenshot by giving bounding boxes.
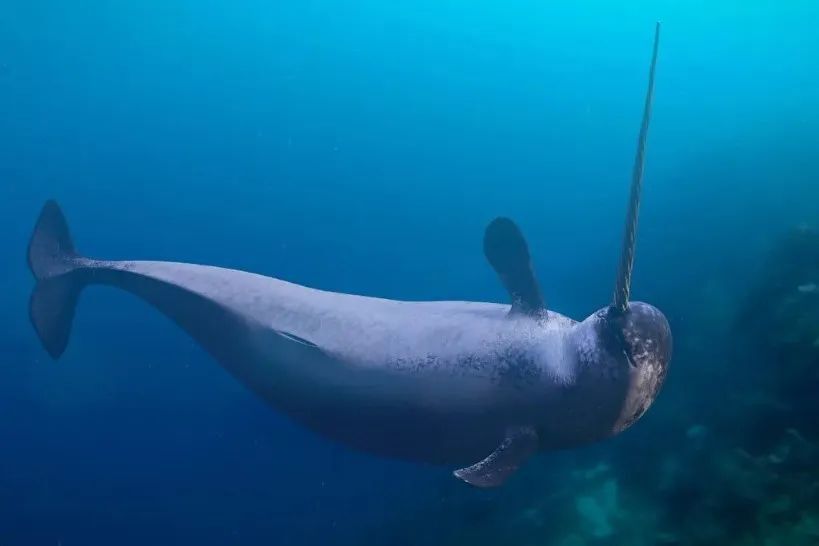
[3,2,819,545]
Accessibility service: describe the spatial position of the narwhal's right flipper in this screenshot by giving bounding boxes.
[453,426,539,488]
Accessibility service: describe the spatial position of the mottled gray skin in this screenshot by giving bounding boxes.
[73,257,671,466]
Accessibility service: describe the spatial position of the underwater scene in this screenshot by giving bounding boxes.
[2,1,819,545]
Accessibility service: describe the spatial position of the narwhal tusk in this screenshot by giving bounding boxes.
[612,22,661,314]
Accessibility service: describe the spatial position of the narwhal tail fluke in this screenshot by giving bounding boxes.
[27,200,90,359]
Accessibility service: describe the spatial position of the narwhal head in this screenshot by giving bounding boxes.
[589,301,672,433]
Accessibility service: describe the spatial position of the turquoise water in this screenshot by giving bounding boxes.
[2,1,819,544]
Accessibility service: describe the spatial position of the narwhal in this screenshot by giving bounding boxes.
[27,24,670,487]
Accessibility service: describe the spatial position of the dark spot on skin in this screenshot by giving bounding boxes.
[387,347,541,390]
[491,347,541,389]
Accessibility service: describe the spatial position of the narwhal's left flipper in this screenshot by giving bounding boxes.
[483,218,545,318]
[453,426,539,487]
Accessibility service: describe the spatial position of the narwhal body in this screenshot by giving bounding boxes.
[27,24,670,487]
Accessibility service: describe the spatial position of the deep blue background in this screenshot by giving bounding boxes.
[1,1,818,544]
